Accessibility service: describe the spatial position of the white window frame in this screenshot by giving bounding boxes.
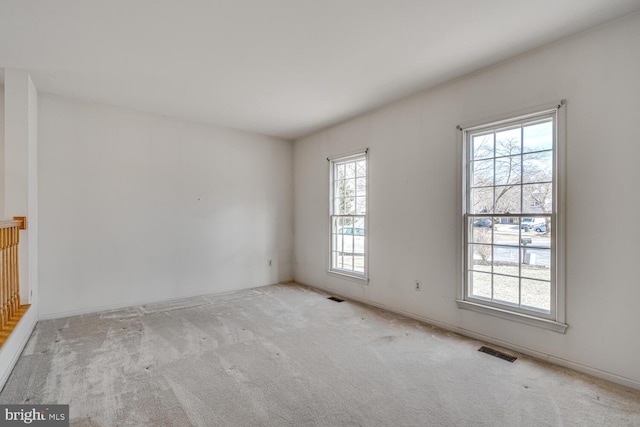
[328,149,368,282]
[457,101,567,333]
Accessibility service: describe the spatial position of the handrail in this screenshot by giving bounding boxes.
[1,216,26,230]
[0,217,29,348]
[0,220,21,229]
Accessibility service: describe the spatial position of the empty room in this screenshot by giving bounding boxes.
[1,1,640,425]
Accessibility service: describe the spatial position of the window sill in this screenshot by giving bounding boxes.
[327,270,368,284]
[456,300,568,333]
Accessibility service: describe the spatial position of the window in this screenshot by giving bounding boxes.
[329,151,367,279]
[459,102,567,332]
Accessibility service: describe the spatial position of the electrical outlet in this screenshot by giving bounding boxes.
[415,280,422,291]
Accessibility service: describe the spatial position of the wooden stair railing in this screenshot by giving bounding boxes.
[0,217,30,348]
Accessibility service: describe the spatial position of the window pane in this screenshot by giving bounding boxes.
[472,133,494,160]
[347,257,355,271]
[339,197,355,214]
[469,244,492,272]
[469,218,492,244]
[333,218,345,252]
[343,234,354,254]
[520,216,551,237]
[353,217,365,229]
[521,248,550,281]
[494,185,520,214]
[356,177,366,196]
[495,156,521,185]
[355,197,366,214]
[493,246,520,276]
[337,164,346,180]
[539,217,551,237]
[471,187,494,214]
[493,218,519,246]
[471,159,494,187]
[340,230,353,250]
[354,256,365,274]
[342,255,354,271]
[521,279,550,312]
[470,271,492,300]
[493,275,519,305]
[522,151,552,184]
[336,178,356,202]
[495,127,521,157]
[344,178,356,195]
[334,251,346,270]
[356,160,366,177]
[523,120,553,153]
[346,162,356,178]
[522,183,552,213]
[354,235,365,253]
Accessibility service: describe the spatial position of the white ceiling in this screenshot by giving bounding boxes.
[1,1,639,139]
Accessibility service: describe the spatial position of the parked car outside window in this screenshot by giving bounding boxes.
[337,227,365,236]
[534,223,547,233]
[473,218,493,228]
[520,217,545,230]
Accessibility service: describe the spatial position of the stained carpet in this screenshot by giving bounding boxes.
[1,283,639,426]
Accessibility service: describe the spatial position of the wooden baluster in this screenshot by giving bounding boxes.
[16,226,21,308]
[13,226,20,312]
[1,228,6,330]
[8,227,14,318]
[5,227,10,324]
[8,226,13,318]
[0,220,29,346]
[8,227,13,320]
[7,227,12,320]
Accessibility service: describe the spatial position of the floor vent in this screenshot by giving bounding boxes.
[327,296,344,302]
[478,346,517,362]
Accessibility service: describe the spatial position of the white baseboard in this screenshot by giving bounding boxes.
[38,282,279,320]
[296,280,640,391]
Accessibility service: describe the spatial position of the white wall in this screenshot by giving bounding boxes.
[38,95,293,318]
[294,13,640,388]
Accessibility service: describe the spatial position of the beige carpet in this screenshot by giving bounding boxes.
[1,283,639,426]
